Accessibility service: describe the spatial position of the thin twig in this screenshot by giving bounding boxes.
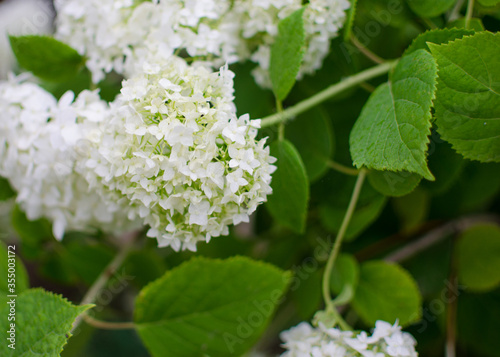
[350,35,385,64]
[322,169,367,329]
[71,231,138,332]
[327,160,360,176]
[260,61,396,128]
[445,240,458,357]
[448,0,466,22]
[385,214,500,263]
[83,315,135,330]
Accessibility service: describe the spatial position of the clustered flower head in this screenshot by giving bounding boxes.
[54,0,350,85]
[280,320,418,357]
[0,75,140,239]
[80,56,276,251]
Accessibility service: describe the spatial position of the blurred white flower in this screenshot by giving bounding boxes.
[80,56,276,251]
[54,0,350,86]
[280,320,418,357]
[0,0,54,79]
[0,76,141,239]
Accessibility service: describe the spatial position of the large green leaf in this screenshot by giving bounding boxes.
[406,0,456,17]
[270,7,306,101]
[430,32,500,162]
[9,35,84,82]
[287,107,334,181]
[478,0,500,6]
[266,140,309,233]
[352,261,422,326]
[0,289,92,357]
[134,257,291,357]
[456,224,500,292]
[405,28,475,54]
[349,50,437,180]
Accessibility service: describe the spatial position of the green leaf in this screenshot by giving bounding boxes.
[292,269,323,319]
[270,7,306,101]
[405,28,475,55]
[447,18,485,31]
[0,178,15,201]
[430,32,500,162]
[368,170,422,197]
[456,224,500,292]
[330,254,359,305]
[11,205,53,260]
[406,0,456,17]
[9,35,84,82]
[421,138,466,195]
[352,261,422,326]
[393,188,430,232]
[349,50,438,180]
[134,257,291,357]
[458,289,500,357]
[287,107,334,181]
[477,0,500,6]
[0,288,92,357]
[0,242,29,305]
[64,242,114,285]
[266,140,309,233]
[124,250,167,289]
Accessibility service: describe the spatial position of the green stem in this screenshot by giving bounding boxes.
[276,99,285,141]
[71,232,137,332]
[328,160,360,176]
[351,35,385,64]
[322,169,367,313]
[465,0,474,29]
[261,62,396,128]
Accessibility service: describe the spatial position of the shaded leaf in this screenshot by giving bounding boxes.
[134,257,291,357]
[456,224,500,292]
[406,0,456,18]
[266,140,309,233]
[368,170,422,197]
[287,107,334,181]
[352,261,422,326]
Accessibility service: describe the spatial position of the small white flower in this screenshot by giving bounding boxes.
[280,320,418,357]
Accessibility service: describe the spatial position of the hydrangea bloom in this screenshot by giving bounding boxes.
[54,0,350,86]
[280,320,418,357]
[80,56,276,251]
[0,75,140,239]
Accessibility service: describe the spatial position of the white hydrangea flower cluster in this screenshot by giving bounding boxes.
[280,320,418,357]
[80,56,276,251]
[0,75,140,240]
[54,0,350,86]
